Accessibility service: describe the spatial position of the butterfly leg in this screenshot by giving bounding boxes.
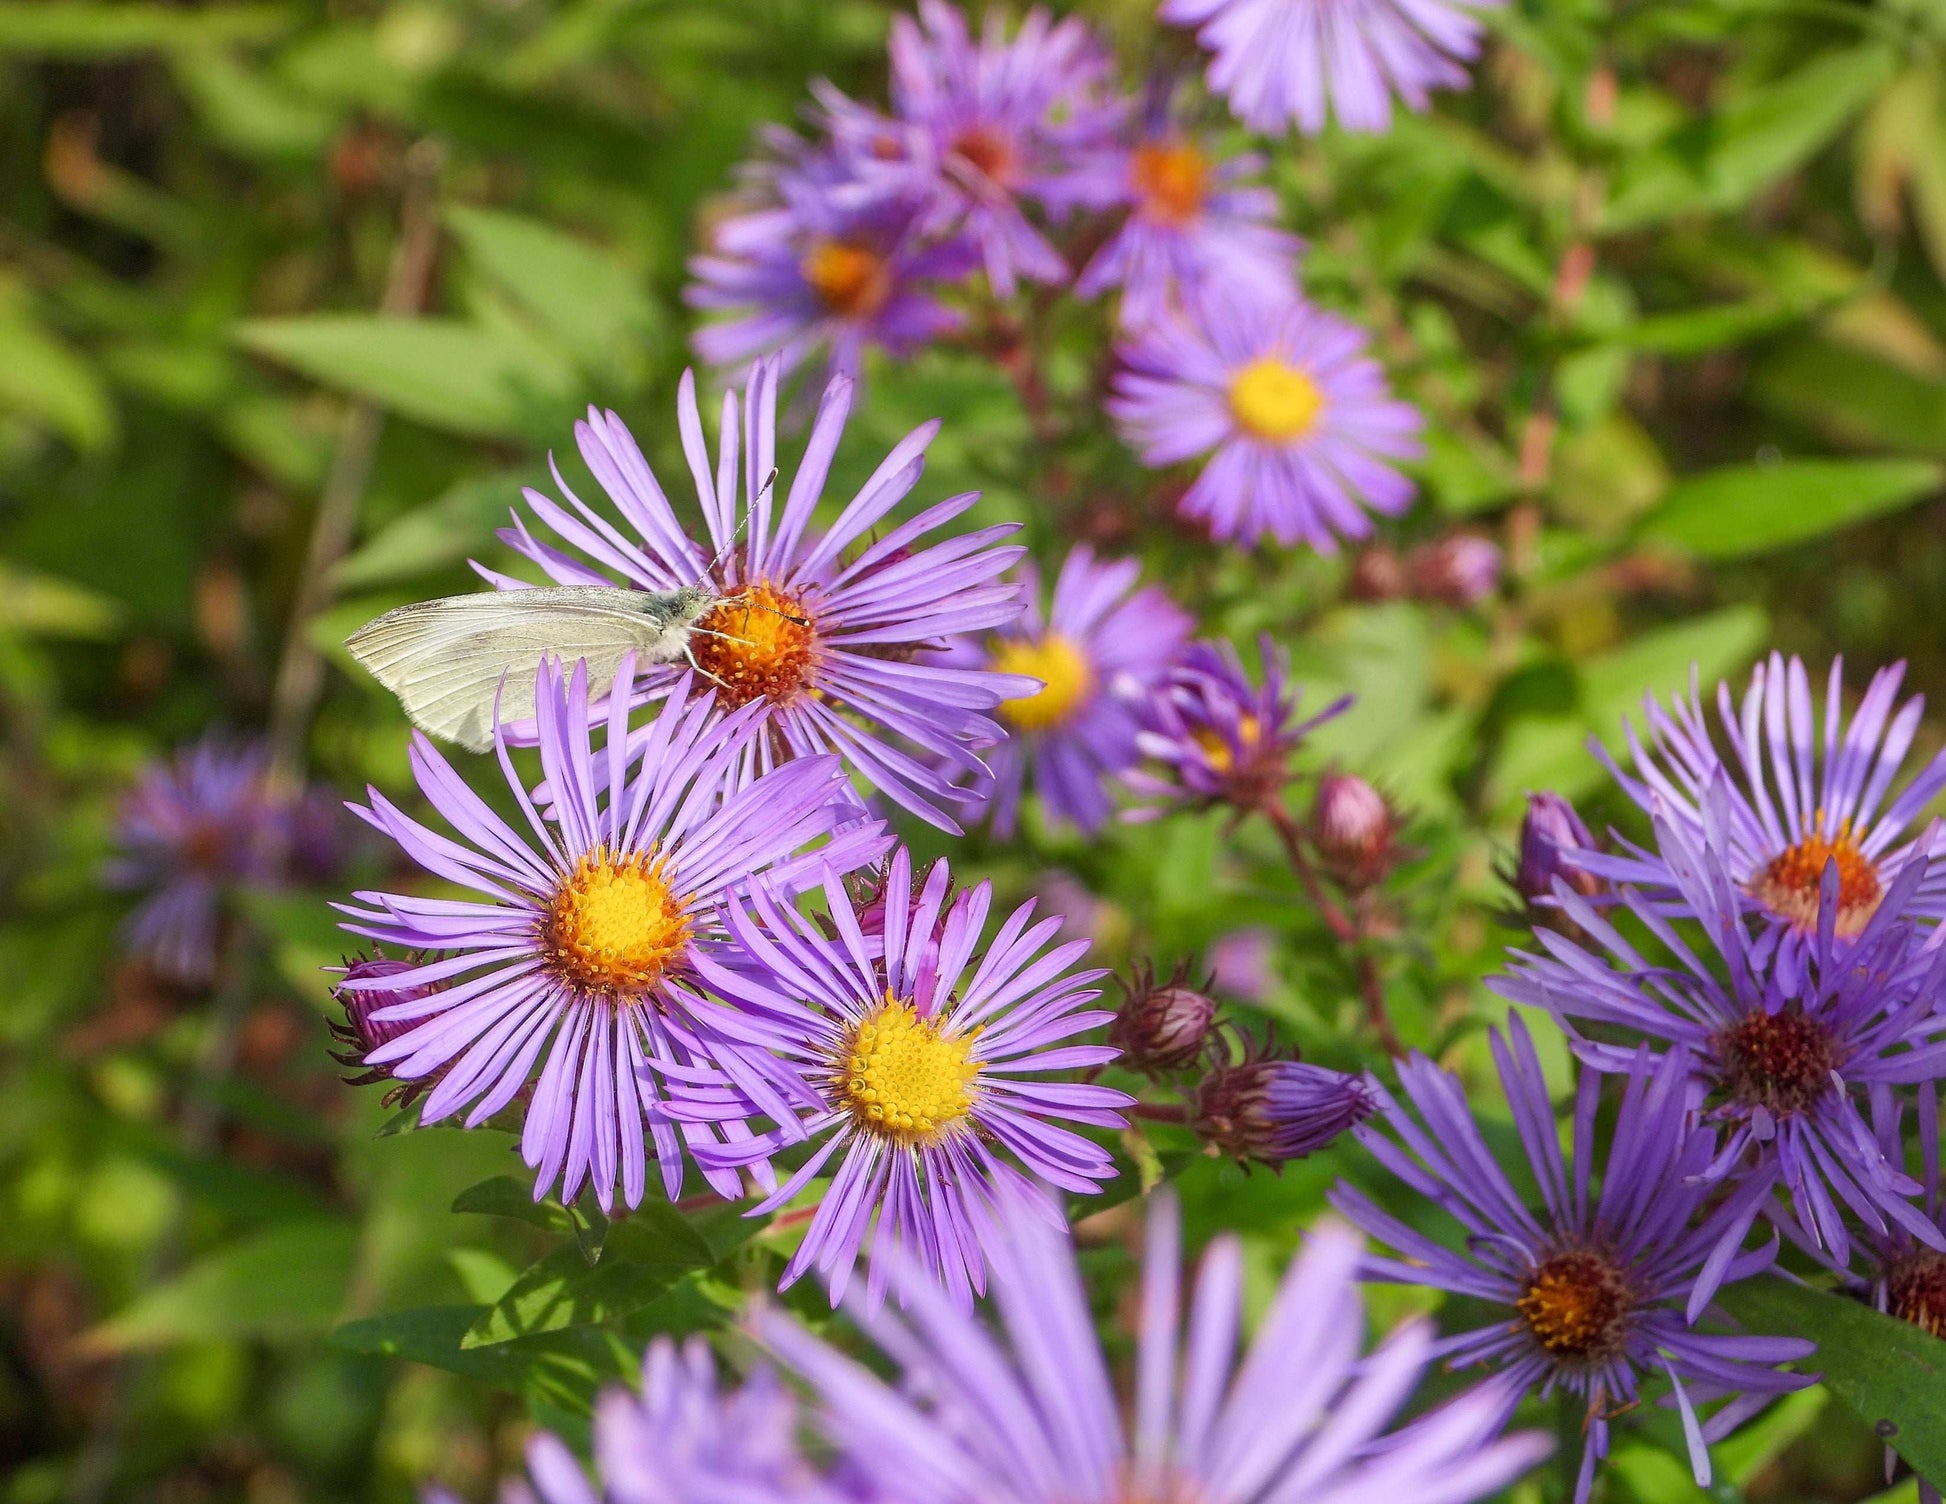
[681,644,735,694]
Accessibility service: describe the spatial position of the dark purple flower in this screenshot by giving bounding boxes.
[484,359,1028,832]
[1514,791,1602,909]
[1582,654,1946,988]
[933,544,1191,836]
[758,1189,1550,1504]
[1160,0,1502,136]
[1331,1017,1815,1504]
[1109,959,1216,1073]
[328,952,438,1108]
[105,736,284,987]
[1110,290,1424,550]
[1493,787,1946,1268]
[1126,635,1349,815]
[1192,1041,1374,1164]
[662,848,1131,1307]
[338,657,887,1212]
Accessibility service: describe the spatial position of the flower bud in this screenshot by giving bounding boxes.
[1407,534,1501,607]
[1348,546,1407,602]
[329,953,438,1107]
[1515,792,1603,906]
[1109,961,1216,1074]
[1309,773,1397,890]
[1192,1055,1374,1166]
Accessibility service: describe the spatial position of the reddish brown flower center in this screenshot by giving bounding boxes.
[1131,140,1209,226]
[951,125,1015,186]
[1713,1006,1840,1118]
[1516,1248,1633,1361]
[801,240,894,320]
[1888,1250,1946,1339]
[182,820,231,872]
[1748,819,1883,937]
[691,583,819,709]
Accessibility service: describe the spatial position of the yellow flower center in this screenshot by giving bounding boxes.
[836,996,980,1147]
[1228,357,1325,444]
[1748,816,1883,938]
[691,582,819,710]
[1515,1248,1633,1362]
[991,633,1094,732]
[801,240,894,320]
[1131,141,1209,227]
[1190,715,1260,773]
[544,847,692,999]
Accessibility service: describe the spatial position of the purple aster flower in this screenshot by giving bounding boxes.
[665,847,1132,1307]
[1110,291,1424,550]
[1074,94,1301,327]
[1330,1017,1814,1504]
[337,656,887,1212]
[1125,634,1349,815]
[105,736,285,987]
[518,1336,850,1504]
[1579,654,1946,987]
[1513,791,1603,908]
[1159,0,1502,136]
[758,1188,1550,1504]
[933,544,1191,836]
[1191,1038,1374,1164]
[1493,787,1946,1268]
[687,143,972,384]
[485,357,1028,833]
[861,0,1129,295]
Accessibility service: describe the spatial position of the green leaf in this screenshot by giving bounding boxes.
[81,1221,356,1352]
[330,472,529,590]
[460,1205,717,1347]
[234,316,576,439]
[1581,605,1770,724]
[1719,1279,1946,1488]
[0,560,122,638]
[445,204,660,370]
[329,1304,630,1409]
[450,1175,575,1234]
[1753,337,1946,458]
[0,2,289,55]
[170,46,337,159]
[1637,459,1943,559]
[0,298,117,452]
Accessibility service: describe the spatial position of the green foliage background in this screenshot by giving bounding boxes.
[6,0,1946,1501]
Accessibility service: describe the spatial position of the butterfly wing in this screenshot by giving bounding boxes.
[345,587,685,752]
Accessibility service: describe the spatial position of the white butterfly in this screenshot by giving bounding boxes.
[348,472,800,752]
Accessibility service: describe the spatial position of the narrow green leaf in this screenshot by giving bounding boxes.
[1581,605,1770,725]
[450,1175,575,1234]
[81,1221,356,1352]
[1638,459,1942,559]
[1719,1279,1946,1488]
[235,316,575,439]
[0,2,289,54]
[330,472,528,590]
[329,1304,629,1409]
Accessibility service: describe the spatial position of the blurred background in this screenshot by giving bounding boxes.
[5,1,1946,1500]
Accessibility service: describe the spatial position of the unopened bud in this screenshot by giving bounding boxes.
[1515,792,1604,909]
[1310,773,1397,889]
[1348,546,1407,601]
[1109,961,1216,1074]
[329,953,438,1107]
[1192,1056,1374,1166]
[1408,534,1501,607]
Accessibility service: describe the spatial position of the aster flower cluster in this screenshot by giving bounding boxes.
[688,1,1451,553]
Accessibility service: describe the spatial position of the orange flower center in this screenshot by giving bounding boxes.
[1713,1006,1840,1119]
[1748,819,1883,937]
[544,847,692,1000]
[1889,1250,1946,1339]
[801,240,894,320]
[951,125,1014,186]
[691,583,819,710]
[1516,1248,1633,1362]
[1131,141,1209,226]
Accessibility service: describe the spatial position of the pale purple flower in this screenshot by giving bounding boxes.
[665,848,1131,1307]
[1208,926,1276,1001]
[1074,98,1300,327]
[1580,654,1946,987]
[337,656,886,1212]
[933,545,1191,836]
[1125,635,1348,814]
[687,146,972,384]
[105,736,285,986]
[1493,786,1946,1267]
[859,0,1130,295]
[485,358,1028,833]
[519,1336,849,1504]
[1111,291,1423,550]
[1160,0,1502,136]
[758,1188,1550,1504]
[1331,1017,1814,1504]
